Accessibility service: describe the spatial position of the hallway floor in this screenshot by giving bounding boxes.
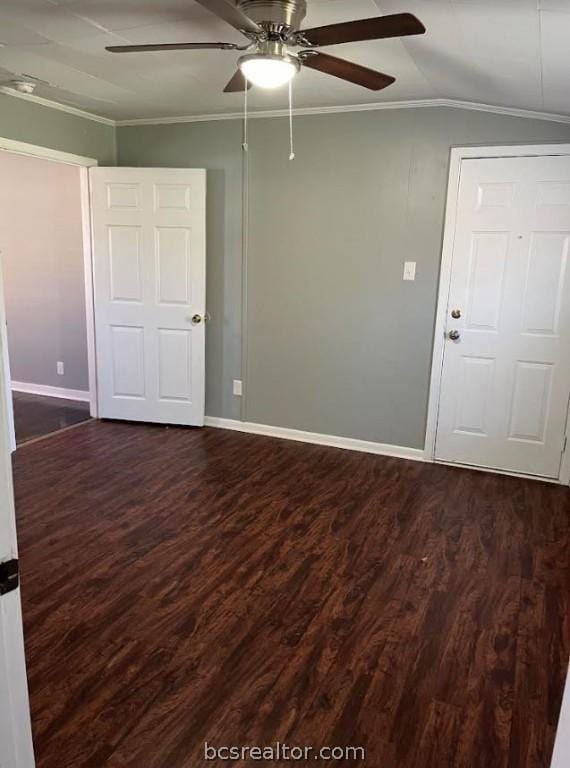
[13,391,91,445]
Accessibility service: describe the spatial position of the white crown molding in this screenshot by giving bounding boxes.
[115,98,570,127]
[443,99,570,125]
[116,99,444,126]
[0,86,115,127]
[204,416,426,462]
[2,85,570,130]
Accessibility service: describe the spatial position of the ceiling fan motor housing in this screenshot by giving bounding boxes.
[238,38,301,74]
[237,0,307,32]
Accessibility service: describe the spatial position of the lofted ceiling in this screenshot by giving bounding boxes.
[0,0,569,122]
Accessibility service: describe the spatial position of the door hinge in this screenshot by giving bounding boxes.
[0,559,19,596]
[563,436,568,454]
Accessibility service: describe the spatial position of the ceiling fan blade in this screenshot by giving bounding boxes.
[300,52,395,91]
[106,42,239,53]
[223,69,252,93]
[300,13,425,47]
[195,0,261,35]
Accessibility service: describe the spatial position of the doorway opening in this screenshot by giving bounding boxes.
[0,139,98,450]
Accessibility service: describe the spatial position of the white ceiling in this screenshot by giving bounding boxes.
[0,0,569,121]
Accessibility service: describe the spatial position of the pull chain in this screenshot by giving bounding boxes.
[288,78,295,161]
[242,79,249,153]
[242,77,294,158]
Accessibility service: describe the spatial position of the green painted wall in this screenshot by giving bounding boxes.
[118,107,570,448]
[5,95,568,448]
[245,108,570,448]
[0,94,116,165]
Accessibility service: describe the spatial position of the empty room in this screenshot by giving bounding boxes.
[0,2,569,768]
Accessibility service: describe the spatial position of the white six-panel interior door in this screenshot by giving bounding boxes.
[435,154,570,479]
[90,168,206,426]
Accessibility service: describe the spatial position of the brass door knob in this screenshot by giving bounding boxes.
[191,314,203,324]
[448,330,461,341]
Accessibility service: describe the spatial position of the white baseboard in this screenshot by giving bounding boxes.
[204,416,426,462]
[11,381,90,403]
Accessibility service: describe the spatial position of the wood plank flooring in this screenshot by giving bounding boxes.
[12,391,91,445]
[13,420,569,768]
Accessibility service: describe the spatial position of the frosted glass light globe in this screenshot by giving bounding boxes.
[239,56,298,89]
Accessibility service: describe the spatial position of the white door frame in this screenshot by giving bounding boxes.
[425,143,570,485]
[0,137,99,422]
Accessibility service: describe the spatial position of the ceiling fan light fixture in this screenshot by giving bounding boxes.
[239,53,299,89]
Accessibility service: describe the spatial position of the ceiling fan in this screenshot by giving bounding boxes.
[106,0,425,92]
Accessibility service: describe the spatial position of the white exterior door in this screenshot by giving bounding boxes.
[90,168,206,426]
[0,272,35,768]
[435,155,570,479]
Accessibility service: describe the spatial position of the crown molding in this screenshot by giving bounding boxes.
[116,99,443,125]
[0,86,115,127]
[2,85,570,129]
[115,98,570,127]
[443,99,570,126]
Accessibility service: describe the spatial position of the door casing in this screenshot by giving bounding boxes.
[425,144,570,485]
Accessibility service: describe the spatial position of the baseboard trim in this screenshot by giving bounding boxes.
[11,381,90,403]
[204,417,426,462]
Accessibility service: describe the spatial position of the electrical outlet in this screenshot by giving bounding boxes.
[233,379,243,397]
[403,261,416,281]
[57,361,65,376]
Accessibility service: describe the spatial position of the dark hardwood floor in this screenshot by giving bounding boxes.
[13,391,91,445]
[13,420,569,768]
